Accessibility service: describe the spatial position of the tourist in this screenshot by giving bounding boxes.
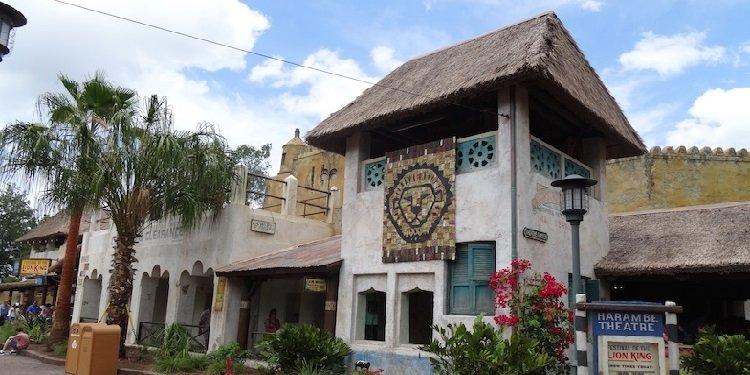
[264,308,281,333]
[0,327,30,355]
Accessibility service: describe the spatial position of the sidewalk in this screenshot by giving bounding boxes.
[19,349,160,375]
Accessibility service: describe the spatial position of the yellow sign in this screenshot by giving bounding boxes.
[305,278,326,292]
[20,258,52,275]
[213,277,226,312]
[606,341,661,374]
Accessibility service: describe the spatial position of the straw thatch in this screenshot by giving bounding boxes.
[15,211,92,244]
[596,202,750,277]
[306,12,645,159]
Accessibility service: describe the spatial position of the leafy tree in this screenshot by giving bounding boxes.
[231,143,271,206]
[101,94,234,356]
[1,74,237,355]
[0,72,138,344]
[0,184,36,279]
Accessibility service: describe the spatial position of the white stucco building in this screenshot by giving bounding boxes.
[304,12,646,372]
[70,143,343,352]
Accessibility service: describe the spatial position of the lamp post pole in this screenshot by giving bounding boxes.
[570,219,582,301]
[551,174,598,374]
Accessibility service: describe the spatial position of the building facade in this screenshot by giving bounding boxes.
[306,12,645,372]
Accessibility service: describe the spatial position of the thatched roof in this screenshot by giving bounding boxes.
[306,12,645,159]
[15,211,92,244]
[596,202,750,277]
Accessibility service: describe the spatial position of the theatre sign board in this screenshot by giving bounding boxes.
[591,305,666,375]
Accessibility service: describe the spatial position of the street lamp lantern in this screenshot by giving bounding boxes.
[551,173,597,373]
[0,1,27,62]
[552,174,598,223]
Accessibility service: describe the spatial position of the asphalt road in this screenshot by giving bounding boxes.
[0,353,64,374]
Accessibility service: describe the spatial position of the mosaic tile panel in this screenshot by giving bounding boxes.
[383,138,456,263]
[456,135,496,174]
[364,159,386,191]
[530,140,561,180]
[564,158,591,178]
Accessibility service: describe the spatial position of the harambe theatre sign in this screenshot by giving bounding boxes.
[592,307,666,375]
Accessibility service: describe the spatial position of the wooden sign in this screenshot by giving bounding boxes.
[213,277,227,312]
[251,219,276,234]
[20,258,52,275]
[305,277,326,292]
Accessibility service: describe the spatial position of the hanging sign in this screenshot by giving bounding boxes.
[305,277,326,292]
[20,258,52,275]
[213,277,227,312]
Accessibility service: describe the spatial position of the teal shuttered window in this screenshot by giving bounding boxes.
[449,243,496,315]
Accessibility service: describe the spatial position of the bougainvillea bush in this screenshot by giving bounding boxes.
[490,259,575,375]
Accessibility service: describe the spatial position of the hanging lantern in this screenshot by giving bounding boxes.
[0,1,27,61]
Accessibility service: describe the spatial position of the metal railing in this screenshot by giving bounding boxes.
[246,172,286,208]
[298,185,330,218]
[136,321,208,353]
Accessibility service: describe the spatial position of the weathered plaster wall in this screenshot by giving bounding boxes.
[608,146,750,213]
[74,199,338,349]
[335,86,611,372]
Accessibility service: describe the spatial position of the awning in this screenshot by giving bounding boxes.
[0,279,38,292]
[217,235,342,277]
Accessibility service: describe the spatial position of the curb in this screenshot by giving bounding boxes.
[21,349,161,375]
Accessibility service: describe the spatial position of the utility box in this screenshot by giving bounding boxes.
[64,323,121,375]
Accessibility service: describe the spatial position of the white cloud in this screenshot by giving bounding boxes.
[0,1,315,171]
[628,104,678,135]
[742,42,750,54]
[578,0,604,11]
[619,32,725,77]
[249,49,376,120]
[666,88,750,148]
[371,46,403,73]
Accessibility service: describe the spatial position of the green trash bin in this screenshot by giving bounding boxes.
[64,323,121,375]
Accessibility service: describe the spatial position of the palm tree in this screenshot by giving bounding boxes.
[2,76,236,354]
[100,95,234,355]
[0,73,137,344]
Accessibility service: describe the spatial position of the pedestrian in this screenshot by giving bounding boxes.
[0,301,9,325]
[0,327,30,355]
[264,308,281,333]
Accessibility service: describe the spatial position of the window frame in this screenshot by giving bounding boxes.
[448,242,496,315]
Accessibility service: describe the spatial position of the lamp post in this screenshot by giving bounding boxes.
[0,1,27,62]
[551,174,597,370]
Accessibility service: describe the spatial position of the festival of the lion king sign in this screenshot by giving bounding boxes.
[383,138,456,263]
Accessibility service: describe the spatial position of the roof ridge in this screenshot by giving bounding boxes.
[610,201,750,217]
[405,11,558,63]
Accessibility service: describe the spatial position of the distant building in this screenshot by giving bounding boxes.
[600,147,750,341]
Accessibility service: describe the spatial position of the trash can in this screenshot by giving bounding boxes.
[64,323,121,375]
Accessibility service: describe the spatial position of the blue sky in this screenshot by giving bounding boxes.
[1,0,749,174]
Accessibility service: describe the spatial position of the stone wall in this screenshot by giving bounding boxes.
[607,146,750,213]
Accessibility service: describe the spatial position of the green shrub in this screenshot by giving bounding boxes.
[420,316,552,375]
[206,341,251,375]
[152,354,209,373]
[53,339,68,357]
[0,322,20,342]
[23,315,51,343]
[152,322,209,373]
[681,327,750,375]
[257,324,352,375]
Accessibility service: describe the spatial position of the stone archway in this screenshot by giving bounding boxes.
[80,270,103,322]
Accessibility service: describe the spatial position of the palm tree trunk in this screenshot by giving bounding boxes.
[48,208,83,345]
[107,236,136,357]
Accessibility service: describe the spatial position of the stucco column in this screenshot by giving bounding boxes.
[164,279,182,325]
[283,175,299,216]
[231,165,249,205]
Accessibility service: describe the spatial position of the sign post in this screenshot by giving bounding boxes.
[577,301,683,375]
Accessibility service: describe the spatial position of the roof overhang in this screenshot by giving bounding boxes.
[216,235,342,278]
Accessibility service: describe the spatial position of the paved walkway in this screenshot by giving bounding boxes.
[0,353,65,374]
